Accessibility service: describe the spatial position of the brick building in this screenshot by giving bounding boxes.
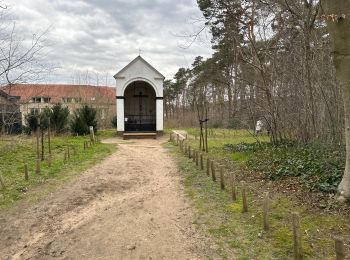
[2,84,116,129]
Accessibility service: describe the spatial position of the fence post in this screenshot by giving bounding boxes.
[292,212,302,259]
[206,158,210,176]
[335,237,345,260]
[231,173,236,201]
[188,146,191,159]
[35,159,41,174]
[200,153,204,170]
[263,192,270,231]
[241,181,248,212]
[24,164,29,181]
[220,167,225,190]
[48,154,52,167]
[0,174,5,189]
[89,126,95,143]
[211,161,216,182]
[193,150,196,163]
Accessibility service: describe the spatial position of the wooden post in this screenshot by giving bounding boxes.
[220,167,225,190]
[64,151,67,162]
[35,159,41,174]
[206,158,210,176]
[335,237,345,260]
[36,129,40,160]
[185,133,188,140]
[263,192,270,231]
[48,154,52,167]
[169,133,172,142]
[48,118,51,157]
[0,174,5,189]
[200,153,204,170]
[176,134,179,145]
[89,126,95,144]
[211,161,216,182]
[188,146,191,159]
[67,147,70,160]
[193,150,196,162]
[24,164,29,181]
[241,181,248,212]
[292,212,302,259]
[84,141,86,150]
[195,151,199,166]
[231,173,236,201]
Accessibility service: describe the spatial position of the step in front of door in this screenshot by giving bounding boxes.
[123,132,157,140]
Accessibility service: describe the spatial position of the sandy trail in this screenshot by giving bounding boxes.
[0,137,215,260]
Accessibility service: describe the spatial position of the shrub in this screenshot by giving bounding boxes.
[70,105,98,135]
[111,116,118,128]
[50,103,69,133]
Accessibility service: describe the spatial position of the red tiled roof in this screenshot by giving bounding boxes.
[1,84,116,105]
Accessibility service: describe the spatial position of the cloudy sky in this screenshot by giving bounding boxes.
[6,0,213,86]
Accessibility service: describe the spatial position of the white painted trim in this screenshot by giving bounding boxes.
[121,77,159,97]
[117,98,124,132]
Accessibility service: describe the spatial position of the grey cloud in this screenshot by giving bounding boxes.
[7,0,212,84]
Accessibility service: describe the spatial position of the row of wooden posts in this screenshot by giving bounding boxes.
[170,132,346,260]
[0,127,97,189]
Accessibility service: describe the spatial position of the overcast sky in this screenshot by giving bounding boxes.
[7,0,213,86]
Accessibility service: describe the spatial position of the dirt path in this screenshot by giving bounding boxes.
[0,137,216,260]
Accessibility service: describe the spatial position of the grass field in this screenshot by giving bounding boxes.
[0,130,117,211]
[169,128,350,259]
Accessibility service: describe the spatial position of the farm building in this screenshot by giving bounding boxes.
[1,84,116,129]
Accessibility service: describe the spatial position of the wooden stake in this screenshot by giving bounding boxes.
[0,174,5,189]
[211,161,216,182]
[206,158,210,176]
[188,146,191,159]
[200,153,204,170]
[220,167,225,190]
[192,150,196,162]
[35,159,41,174]
[24,164,29,181]
[169,133,172,141]
[231,173,236,201]
[48,154,52,167]
[67,147,70,160]
[64,151,67,162]
[48,118,51,156]
[176,134,179,145]
[292,212,302,259]
[36,129,40,160]
[263,192,270,231]
[241,181,248,212]
[335,237,345,260]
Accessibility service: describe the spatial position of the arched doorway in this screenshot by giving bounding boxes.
[124,80,156,132]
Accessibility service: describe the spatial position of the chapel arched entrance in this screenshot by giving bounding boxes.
[123,80,156,132]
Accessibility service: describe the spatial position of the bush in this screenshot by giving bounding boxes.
[111,116,118,128]
[70,105,98,135]
[50,103,69,133]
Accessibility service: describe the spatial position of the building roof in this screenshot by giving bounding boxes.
[1,84,116,105]
[114,55,165,79]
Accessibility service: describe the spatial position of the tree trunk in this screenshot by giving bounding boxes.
[322,0,350,199]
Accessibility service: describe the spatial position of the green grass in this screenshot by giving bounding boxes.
[0,132,117,211]
[167,129,350,259]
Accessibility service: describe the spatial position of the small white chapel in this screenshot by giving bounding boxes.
[114,56,165,138]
